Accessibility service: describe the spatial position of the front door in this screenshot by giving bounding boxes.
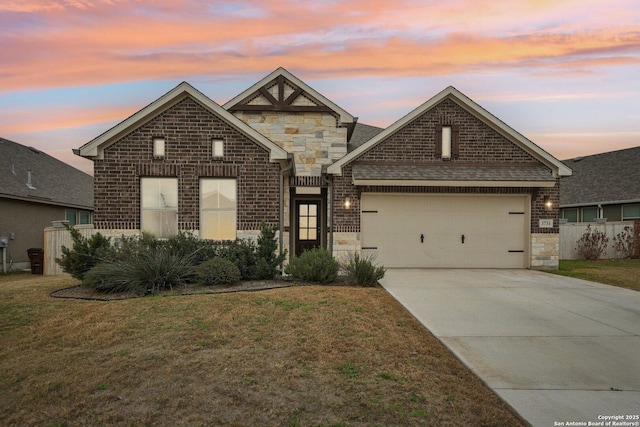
[295,201,321,256]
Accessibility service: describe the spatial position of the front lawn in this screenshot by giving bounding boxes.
[0,274,524,426]
[550,259,640,291]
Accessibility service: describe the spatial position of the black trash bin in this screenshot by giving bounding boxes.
[27,248,44,275]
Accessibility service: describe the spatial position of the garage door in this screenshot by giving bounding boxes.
[361,194,529,268]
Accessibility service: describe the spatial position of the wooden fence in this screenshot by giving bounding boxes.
[43,225,95,275]
[559,222,637,260]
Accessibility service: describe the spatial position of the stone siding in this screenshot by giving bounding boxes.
[531,233,560,270]
[233,111,348,176]
[331,232,361,262]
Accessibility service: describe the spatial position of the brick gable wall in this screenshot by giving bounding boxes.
[93,97,280,231]
[333,98,559,234]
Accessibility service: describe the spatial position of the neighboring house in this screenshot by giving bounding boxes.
[0,137,93,270]
[560,146,640,223]
[76,67,571,270]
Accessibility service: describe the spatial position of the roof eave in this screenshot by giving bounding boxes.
[353,179,557,188]
[328,86,573,178]
[77,82,288,163]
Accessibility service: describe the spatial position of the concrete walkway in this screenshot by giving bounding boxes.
[380,269,640,427]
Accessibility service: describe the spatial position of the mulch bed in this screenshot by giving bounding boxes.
[50,276,357,301]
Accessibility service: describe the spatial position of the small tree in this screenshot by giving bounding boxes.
[254,222,286,279]
[613,225,639,259]
[575,225,609,260]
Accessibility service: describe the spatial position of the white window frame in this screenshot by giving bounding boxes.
[153,137,165,158]
[441,126,452,159]
[140,177,178,238]
[212,139,224,158]
[200,178,236,240]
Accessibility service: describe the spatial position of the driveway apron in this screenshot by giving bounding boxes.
[380,269,640,427]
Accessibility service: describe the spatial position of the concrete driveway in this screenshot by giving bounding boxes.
[380,269,640,427]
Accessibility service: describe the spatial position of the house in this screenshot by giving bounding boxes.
[0,137,93,270]
[77,67,571,270]
[560,146,640,223]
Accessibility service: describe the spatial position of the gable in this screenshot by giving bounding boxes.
[224,68,358,177]
[77,82,288,164]
[223,67,356,132]
[328,86,571,178]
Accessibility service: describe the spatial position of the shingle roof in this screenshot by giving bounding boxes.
[348,123,384,152]
[0,137,93,209]
[560,146,640,206]
[352,164,556,186]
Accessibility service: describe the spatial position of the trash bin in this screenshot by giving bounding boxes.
[27,248,44,275]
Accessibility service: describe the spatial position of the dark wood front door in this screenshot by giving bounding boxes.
[295,201,321,256]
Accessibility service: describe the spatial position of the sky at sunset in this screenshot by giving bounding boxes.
[1,0,639,175]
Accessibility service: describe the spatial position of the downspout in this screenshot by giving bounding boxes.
[279,155,294,270]
[321,170,333,256]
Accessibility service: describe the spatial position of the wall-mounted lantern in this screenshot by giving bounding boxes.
[344,197,351,209]
[544,196,553,211]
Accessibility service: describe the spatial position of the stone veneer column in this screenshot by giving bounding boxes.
[531,233,559,270]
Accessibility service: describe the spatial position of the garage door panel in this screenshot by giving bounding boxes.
[361,194,527,268]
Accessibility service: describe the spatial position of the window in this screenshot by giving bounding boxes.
[79,211,92,224]
[435,124,459,159]
[441,126,452,159]
[581,207,598,222]
[298,203,318,241]
[141,178,178,238]
[623,204,640,220]
[65,209,77,226]
[200,178,236,240]
[153,137,165,158]
[212,139,224,157]
[561,208,578,223]
[65,209,92,225]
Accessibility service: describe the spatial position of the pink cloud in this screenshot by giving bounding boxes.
[2,0,639,92]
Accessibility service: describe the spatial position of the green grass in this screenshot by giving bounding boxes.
[0,274,525,426]
[549,259,640,291]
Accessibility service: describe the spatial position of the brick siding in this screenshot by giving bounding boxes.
[333,97,559,233]
[93,97,280,232]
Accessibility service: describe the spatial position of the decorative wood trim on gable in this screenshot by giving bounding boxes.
[227,77,334,114]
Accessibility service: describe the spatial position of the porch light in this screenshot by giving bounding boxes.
[344,197,351,209]
[544,196,553,211]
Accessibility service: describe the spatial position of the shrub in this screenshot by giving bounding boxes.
[197,257,241,285]
[285,248,339,284]
[215,239,258,280]
[613,225,640,259]
[165,232,217,265]
[342,252,386,287]
[56,225,113,280]
[575,225,609,260]
[83,246,197,295]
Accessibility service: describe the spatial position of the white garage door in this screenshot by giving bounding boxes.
[361,194,529,268]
